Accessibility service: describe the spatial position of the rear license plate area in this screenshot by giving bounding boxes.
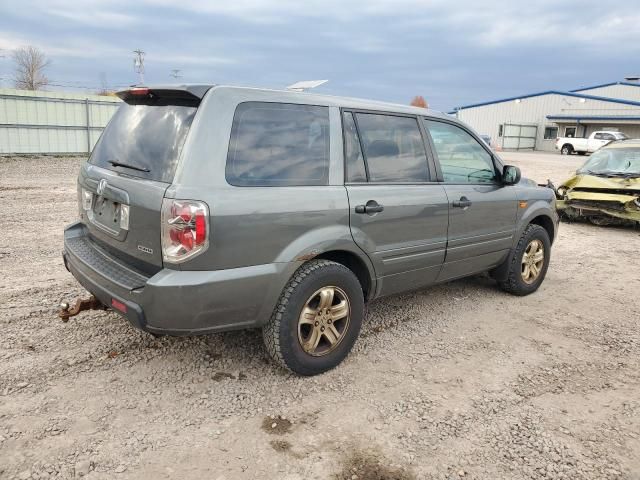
[92,196,122,234]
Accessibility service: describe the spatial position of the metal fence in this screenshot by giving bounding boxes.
[0,88,121,154]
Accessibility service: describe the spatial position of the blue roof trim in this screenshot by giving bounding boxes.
[453,90,640,111]
[570,81,640,93]
[547,115,640,121]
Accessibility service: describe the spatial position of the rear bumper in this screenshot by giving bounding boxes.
[63,222,298,335]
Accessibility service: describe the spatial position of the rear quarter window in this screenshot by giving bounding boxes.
[226,102,330,186]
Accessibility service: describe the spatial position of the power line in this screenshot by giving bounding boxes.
[47,83,130,90]
[17,79,134,91]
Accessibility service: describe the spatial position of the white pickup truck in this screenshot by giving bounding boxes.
[556,130,629,155]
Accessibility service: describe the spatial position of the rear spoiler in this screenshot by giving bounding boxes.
[116,85,213,107]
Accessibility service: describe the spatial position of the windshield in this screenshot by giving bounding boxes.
[90,102,197,183]
[615,133,629,140]
[577,147,640,177]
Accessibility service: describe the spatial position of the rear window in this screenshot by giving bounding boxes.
[89,102,196,183]
[354,113,429,182]
[226,102,330,186]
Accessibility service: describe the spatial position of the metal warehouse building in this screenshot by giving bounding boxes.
[451,81,640,152]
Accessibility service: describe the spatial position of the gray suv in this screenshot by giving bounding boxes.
[62,85,558,375]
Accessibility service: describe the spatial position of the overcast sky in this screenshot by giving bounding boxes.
[1,0,639,111]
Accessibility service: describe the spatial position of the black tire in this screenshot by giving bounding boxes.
[499,224,551,296]
[561,144,573,155]
[263,260,364,376]
[588,216,614,226]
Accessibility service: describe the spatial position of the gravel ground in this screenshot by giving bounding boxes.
[1,152,639,480]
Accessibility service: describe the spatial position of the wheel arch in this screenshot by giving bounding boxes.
[314,250,375,301]
[272,225,377,301]
[529,214,556,244]
[491,209,556,282]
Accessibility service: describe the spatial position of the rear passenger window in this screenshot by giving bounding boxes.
[342,112,367,182]
[354,113,429,182]
[226,102,330,186]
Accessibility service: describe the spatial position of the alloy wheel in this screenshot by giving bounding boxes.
[521,239,545,284]
[298,286,351,356]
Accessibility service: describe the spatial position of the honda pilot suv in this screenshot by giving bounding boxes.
[63,85,558,375]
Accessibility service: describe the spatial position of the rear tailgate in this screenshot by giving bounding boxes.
[78,87,205,274]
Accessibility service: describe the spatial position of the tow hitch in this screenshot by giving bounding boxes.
[58,295,105,322]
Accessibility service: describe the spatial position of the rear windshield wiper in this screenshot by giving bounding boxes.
[108,160,150,173]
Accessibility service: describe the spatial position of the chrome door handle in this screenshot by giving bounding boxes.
[452,196,472,208]
[355,200,384,215]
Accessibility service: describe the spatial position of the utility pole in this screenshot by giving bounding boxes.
[169,69,182,80]
[133,49,145,84]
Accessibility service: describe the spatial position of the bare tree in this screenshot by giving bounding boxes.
[13,46,50,90]
[96,72,114,96]
[410,95,428,108]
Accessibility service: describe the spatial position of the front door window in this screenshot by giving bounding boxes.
[424,120,496,184]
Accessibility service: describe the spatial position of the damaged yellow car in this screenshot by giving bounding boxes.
[555,139,640,226]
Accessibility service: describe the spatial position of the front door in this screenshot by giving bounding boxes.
[343,111,449,296]
[424,119,518,282]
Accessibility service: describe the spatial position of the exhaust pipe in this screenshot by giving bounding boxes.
[58,295,105,322]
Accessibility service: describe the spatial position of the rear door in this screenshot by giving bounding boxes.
[343,111,449,296]
[423,119,517,282]
[78,88,200,273]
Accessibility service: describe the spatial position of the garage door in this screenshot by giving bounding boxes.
[501,124,537,150]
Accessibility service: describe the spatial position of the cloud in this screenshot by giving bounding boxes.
[45,9,136,28]
[1,0,638,108]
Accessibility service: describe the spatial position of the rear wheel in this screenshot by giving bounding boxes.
[263,260,364,376]
[499,224,551,296]
[561,144,573,155]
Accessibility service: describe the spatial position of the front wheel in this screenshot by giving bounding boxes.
[499,224,551,296]
[263,260,364,376]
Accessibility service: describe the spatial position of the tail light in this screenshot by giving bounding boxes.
[129,87,150,95]
[81,188,93,210]
[161,199,209,264]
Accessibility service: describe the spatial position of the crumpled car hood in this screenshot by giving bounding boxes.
[556,174,640,223]
[561,174,640,192]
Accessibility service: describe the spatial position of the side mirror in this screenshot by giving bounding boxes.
[502,165,521,185]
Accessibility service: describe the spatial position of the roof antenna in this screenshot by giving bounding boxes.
[286,80,328,92]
